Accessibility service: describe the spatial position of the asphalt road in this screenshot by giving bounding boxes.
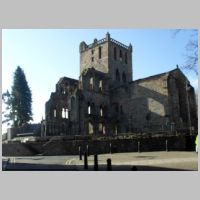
[2,151,198,171]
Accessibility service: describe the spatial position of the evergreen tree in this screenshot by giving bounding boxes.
[2,66,33,127]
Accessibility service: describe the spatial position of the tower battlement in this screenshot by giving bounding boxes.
[80,32,132,53]
[80,32,133,84]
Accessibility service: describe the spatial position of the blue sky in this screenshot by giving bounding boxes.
[2,29,198,133]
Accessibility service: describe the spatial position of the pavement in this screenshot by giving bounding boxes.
[2,151,198,171]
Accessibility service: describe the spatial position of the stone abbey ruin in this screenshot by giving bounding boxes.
[41,32,197,137]
[3,33,197,156]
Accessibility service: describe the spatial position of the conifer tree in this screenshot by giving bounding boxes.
[2,66,33,127]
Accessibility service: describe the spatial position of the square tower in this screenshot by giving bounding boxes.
[79,33,133,87]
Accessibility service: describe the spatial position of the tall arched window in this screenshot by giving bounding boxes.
[88,121,94,135]
[99,80,103,92]
[89,77,94,90]
[100,106,103,117]
[62,108,68,119]
[122,72,126,83]
[116,69,120,81]
[53,109,57,118]
[88,104,91,114]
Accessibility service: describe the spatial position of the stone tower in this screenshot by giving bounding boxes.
[79,32,133,88]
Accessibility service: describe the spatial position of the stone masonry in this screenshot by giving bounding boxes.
[41,33,197,137]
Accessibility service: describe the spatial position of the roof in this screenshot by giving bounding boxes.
[131,67,184,84]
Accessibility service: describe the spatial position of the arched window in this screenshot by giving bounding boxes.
[89,77,94,90]
[99,80,103,92]
[100,106,103,117]
[102,125,106,135]
[114,47,117,60]
[88,121,94,135]
[62,108,68,119]
[116,69,120,81]
[99,123,103,132]
[99,123,106,135]
[122,72,126,83]
[53,109,57,118]
[88,104,91,114]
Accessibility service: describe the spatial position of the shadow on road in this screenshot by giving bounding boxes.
[2,161,196,171]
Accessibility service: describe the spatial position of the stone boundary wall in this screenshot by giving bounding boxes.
[2,135,196,156]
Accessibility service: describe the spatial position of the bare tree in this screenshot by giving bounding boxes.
[173,29,198,75]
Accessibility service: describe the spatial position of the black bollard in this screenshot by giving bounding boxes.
[94,154,98,171]
[84,152,88,169]
[131,166,137,171]
[79,146,82,160]
[107,158,112,171]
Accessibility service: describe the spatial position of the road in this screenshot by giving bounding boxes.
[2,151,198,171]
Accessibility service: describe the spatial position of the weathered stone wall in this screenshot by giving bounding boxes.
[80,39,109,75]
[2,135,196,156]
[2,142,36,156]
[108,39,132,85]
[169,69,197,129]
[44,77,80,136]
[42,33,198,137]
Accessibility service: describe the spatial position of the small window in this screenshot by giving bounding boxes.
[91,57,94,62]
[91,49,94,54]
[114,47,117,60]
[99,46,102,59]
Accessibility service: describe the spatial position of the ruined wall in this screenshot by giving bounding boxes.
[44,77,80,136]
[128,74,170,131]
[3,135,195,156]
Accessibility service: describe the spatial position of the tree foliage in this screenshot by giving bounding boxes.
[2,66,33,127]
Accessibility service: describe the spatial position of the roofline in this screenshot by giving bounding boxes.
[131,68,181,84]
